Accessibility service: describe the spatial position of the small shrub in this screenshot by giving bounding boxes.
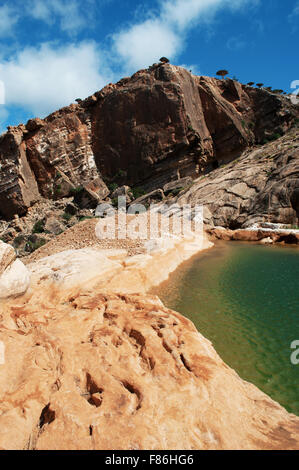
[70,186,84,195]
[115,169,126,179]
[32,220,45,234]
[62,212,73,222]
[131,187,146,200]
[54,184,62,195]
[108,183,118,193]
[171,187,184,197]
[25,238,47,253]
[269,133,282,141]
[13,235,24,248]
[111,197,119,208]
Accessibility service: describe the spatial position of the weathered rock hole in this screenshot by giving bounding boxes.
[86,373,103,395]
[39,404,55,428]
[162,340,172,354]
[180,353,192,372]
[129,329,146,347]
[120,380,142,410]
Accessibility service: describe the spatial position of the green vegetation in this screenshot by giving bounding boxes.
[26,238,47,253]
[54,183,62,195]
[32,220,45,234]
[13,236,24,248]
[111,197,119,208]
[115,169,127,179]
[170,187,184,197]
[282,225,299,230]
[62,212,73,222]
[108,182,118,193]
[263,133,282,144]
[70,186,84,195]
[131,187,146,200]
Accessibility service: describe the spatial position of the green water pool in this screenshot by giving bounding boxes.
[153,241,299,415]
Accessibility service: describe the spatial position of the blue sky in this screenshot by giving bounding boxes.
[0,0,298,133]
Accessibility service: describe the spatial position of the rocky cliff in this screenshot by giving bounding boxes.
[176,128,299,228]
[0,64,298,219]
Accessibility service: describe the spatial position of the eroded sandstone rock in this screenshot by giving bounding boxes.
[0,241,16,276]
[0,291,298,450]
[0,241,30,299]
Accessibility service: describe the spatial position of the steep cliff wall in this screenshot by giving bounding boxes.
[0,64,298,218]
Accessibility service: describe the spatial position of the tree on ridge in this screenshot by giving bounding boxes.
[216,69,229,79]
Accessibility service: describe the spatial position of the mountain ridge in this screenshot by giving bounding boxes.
[0,63,298,220]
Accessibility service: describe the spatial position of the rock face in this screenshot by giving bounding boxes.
[177,128,299,228]
[0,290,298,450]
[0,64,298,219]
[0,241,30,299]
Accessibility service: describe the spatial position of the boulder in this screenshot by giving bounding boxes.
[0,241,16,276]
[44,216,65,236]
[133,189,165,206]
[0,259,30,299]
[163,177,193,195]
[260,237,273,244]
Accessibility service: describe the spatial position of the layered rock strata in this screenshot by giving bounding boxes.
[1,64,298,219]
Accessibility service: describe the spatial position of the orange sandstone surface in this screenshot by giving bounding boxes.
[0,226,298,450]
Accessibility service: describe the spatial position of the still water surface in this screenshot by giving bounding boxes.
[153,242,299,415]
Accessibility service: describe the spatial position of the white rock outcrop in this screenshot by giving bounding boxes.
[0,242,30,299]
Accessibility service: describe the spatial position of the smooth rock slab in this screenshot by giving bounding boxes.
[0,292,298,450]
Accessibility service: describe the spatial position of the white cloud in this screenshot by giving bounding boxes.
[288,1,299,31]
[113,0,260,72]
[114,19,181,71]
[0,4,19,37]
[0,42,112,117]
[28,0,90,35]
